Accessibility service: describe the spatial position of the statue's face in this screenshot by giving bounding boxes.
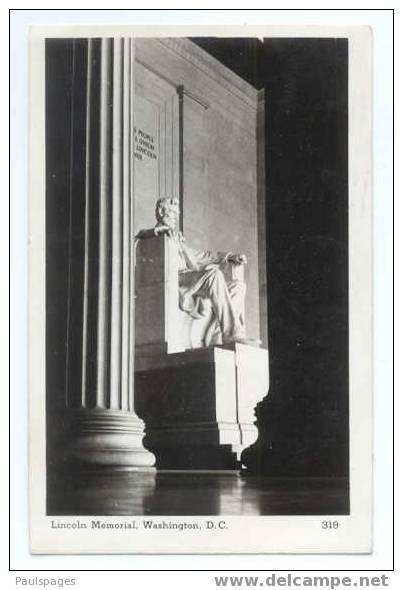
[158,199,179,230]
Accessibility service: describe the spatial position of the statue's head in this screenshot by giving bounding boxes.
[155,197,180,230]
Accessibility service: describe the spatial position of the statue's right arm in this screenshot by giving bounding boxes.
[136,228,156,239]
[136,226,172,239]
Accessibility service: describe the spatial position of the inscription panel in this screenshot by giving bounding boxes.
[134,63,179,234]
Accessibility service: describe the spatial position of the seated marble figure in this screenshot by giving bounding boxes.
[137,197,260,347]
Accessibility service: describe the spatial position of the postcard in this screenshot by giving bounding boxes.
[28,23,372,554]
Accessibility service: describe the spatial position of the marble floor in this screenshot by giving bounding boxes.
[47,470,349,516]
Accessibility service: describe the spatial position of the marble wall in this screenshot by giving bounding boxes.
[134,39,265,341]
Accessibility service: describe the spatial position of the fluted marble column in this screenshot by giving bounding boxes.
[64,38,154,467]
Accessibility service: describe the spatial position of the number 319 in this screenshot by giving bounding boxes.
[321,520,339,529]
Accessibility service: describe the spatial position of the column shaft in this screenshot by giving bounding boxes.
[110,38,123,409]
[96,37,112,408]
[81,38,92,407]
[120,38,131,412]
[62,37,154,467]
[128,38,136,413]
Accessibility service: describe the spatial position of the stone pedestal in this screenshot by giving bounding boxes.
[135,343,269,470]
[135,234,268,470]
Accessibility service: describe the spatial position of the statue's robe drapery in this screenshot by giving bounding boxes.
[174,238,246,345]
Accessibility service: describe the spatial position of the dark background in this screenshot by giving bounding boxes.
[46,37,349,479]
[193,38,349,477]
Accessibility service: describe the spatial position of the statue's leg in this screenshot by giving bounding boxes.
[203,318,222,347]
[227,279,247,333]
[197,267,243,343]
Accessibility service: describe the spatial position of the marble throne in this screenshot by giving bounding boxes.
[135,234,247,354]
[134,234,269,470]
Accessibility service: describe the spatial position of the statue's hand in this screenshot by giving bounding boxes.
[228,253,247,265]
[154,224,170,236]
[154,226,184,242]
[169,229,184,242]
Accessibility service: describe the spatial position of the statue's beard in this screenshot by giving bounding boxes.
[161,214,178,230]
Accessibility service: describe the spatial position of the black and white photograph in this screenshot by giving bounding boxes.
[27,24,372,554]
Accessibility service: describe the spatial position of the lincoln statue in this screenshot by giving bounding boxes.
[137,197,259,347]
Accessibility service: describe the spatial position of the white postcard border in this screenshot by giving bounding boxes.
[28,23,372,555]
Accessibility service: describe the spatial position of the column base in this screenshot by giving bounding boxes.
[66,409,156,468]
